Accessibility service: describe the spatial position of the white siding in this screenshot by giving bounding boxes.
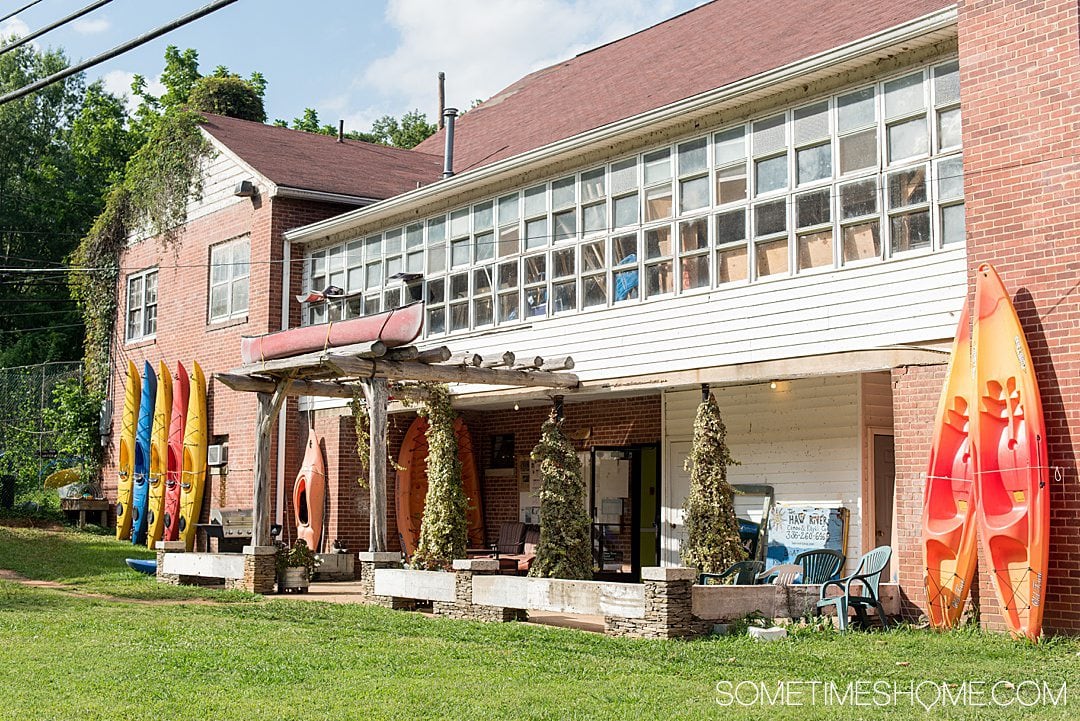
[661,375,863,571]
[861,372,894,430]
[186,148,254,223]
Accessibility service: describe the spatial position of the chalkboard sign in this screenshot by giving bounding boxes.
[765,504,848,569]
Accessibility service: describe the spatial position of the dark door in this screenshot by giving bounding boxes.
[590,445,660,581]
[872,433,896,580]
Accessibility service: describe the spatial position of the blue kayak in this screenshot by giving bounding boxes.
[131,361,157,546]
[125,558,157,575]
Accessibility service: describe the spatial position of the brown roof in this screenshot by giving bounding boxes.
[415,0,953,172]
[199,113,443,200]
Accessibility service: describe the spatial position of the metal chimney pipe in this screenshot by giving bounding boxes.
[337,119,344,143]
[437,72,446,130]
[442,107,458,179]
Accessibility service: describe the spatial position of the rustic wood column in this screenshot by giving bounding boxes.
[253,382,288,547]
[360,378,389,552]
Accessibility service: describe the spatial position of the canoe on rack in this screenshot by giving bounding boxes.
[971,263,1050,640]
[921,301,978,629]
[395,416,484,557]
[293,431,326,552]
[163,361,189,543]
[116,361,140,541]
[239,302,423,365]
[131,361,157,546]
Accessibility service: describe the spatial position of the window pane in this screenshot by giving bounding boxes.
[498,226,519,257]
[798,230,833,270]
[525,287,547,316]
[211,254,229,284]
[347,240,363,266]
[612,234,637,265]
[406,251,424,274]
[645,225,672,259]
[715,164,747,204]
[755,155,787,195]
[384,229,402,254]
[583,275,607,308]
[365,235,382,257]
[365,262,382,287]
[553,210,576,242]
[525,217,548,249]
[473,296,493,326]
[329,269,345,290]
[610,158,637,194]
[838,87,875,131]
[345,297,362,319]
[613,193,638,227]
[144,272,157,303]
[582,240,605,272]
[890,210,931,253]
[473,203,493,232]
[938,107,962,149]
[385,256,402,278]
[552,280,575,314]
[230,276,249,314]
[613,267,639,302]
[328,299,343,323]
[498,194,519,224]
[552,248,575,278]
[498,262,518,290]
[715,208,746,246]
[128,276,142,308]
[498,292,519,322]
[581,168,605,201]
[796,188,831,228]
[934,61,960,106]
[144,304,157,336]
[842,220,881,263]
[840,179,878,219]
[942,204,965,245]
[888,116,928,162]
[427,307,446,334]
[644,149,671,185]
[450,209,469,238]
[427,217,446,243]
[754,199,787,237]
[797,142,832,185]
[679,217,708,253]
[717,246,748,283]
[450,273,468,300]
[714,126,746,165]
[552,177,575,209]
[475,231,494,262]
[644,184,672,221]
[426,278,445,304]
[347,266,364,292]
[209,285,228,319]
[884,72,925,118]
[888,166,928,208]
[756,238,789,277]
[427,244,446,274]
[938,157,964,200]
[794,101,829,145]
[524,255,546,284]
[473,267,493,294]
[678,138,708,175]
[450,303,469,331]
[524,185,547,216]
[752,114,786,155]
[681,254,709,290]
[646,261,673,297]
[308,303,326,326]
[363,296,380,315]
[839,128,877,174]
[383,288,401,310]
[583,202,605,234]
[406,223,424,249]
[679,175,709,213]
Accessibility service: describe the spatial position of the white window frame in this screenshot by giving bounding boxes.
[125,267,158,343]
[208,236,250,323]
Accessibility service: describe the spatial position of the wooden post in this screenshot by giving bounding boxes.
[252,381,289,547]
[360,378,389,552]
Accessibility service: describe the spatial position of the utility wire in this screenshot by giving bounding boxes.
[0,322,82,334]
[0,0,44,25]
[0,0,113,57]
[0,0,239,106]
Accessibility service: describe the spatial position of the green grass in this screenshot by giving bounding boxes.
[0,528,1076,720]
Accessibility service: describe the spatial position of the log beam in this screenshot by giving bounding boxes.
[328,355,579,389]
[252,380,290,547]
[359,378,389,552]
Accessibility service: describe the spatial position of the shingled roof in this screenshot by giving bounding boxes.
[200,113,443,200]
[414,0,953,173]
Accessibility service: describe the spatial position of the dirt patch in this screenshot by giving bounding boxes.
[0,568,238,606]
[0,518,65,531]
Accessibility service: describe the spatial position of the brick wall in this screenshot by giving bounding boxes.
[957,0,1080,633]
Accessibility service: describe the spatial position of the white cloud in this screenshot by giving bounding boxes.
[101,70,165,115]
[0,17,34,47]
[72,17,110,35]
[348,0,697,123]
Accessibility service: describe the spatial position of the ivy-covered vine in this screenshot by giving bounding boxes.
[680,392,745,575]
[350,389,370,487]
[410,384,467,570]
[70,107,213,395]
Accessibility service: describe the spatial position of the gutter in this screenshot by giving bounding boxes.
[271,186,380,206]
[284,6,957,244]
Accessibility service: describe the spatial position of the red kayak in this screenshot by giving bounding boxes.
[293,431,327,551]
[163,361,190,542]
[972,263,1050,640]
[240,302,423,364]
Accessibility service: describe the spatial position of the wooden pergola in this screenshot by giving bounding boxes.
[216,342,578,551]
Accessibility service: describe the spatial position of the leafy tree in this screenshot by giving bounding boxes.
[529,410,593,579]
[277,107,437,148]
[411,385,467,570]
[680,392,745,574]
[188,74,266,122]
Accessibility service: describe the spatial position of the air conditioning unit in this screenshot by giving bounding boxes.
[207,444,228,467]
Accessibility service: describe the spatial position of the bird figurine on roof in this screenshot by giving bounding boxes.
[295,285,345,304]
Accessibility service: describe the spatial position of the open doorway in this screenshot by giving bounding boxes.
[868,431,895,580]
[590,445,659,581]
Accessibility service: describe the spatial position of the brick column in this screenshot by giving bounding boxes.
[357,551,411,609]
[238,545,277,594]
[434,559,527,622]
[605,567,704,639]
[155,540,186,585]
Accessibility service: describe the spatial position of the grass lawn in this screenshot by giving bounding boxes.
[0,528,1076,720]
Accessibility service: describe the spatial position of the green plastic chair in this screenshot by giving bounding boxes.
[699,560,764,585]
[815,546,891,631]
[795,549,845,584]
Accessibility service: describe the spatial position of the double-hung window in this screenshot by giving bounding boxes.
[208,237,249,322]
[126,268,158,342]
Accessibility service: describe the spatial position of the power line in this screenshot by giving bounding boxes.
[0,322,82,334]
[0,0,44,25]
[0,0,113,58]
[0,0,240,106]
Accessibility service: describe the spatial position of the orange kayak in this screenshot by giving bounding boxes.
[972,263,1050,640]
[395,416,484,556]
[921,301,978,629]
[293,431,327,551]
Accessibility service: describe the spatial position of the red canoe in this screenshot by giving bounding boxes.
[921,302,978,629]
[293,431,327,552]
[163,361,189,543]
[240,302,423,364]
[972,263,1050,640]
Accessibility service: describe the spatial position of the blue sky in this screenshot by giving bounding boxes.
[2,0,705,131]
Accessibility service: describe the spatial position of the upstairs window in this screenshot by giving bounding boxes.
[209,237,250,322]
[126,268,158,342]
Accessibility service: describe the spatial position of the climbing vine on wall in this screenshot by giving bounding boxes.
[680,391,745,575]
[70,108,213,395]
[410,383,467,570]
[350,389,371,487]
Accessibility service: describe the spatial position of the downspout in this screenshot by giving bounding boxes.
[275,237,290,528]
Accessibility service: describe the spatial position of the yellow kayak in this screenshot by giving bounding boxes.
[146,360,173,549]
[116,361,140,540]
[178,362,208,551]
[44,466,81,490]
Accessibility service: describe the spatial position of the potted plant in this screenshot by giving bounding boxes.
[275,539,318,593]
